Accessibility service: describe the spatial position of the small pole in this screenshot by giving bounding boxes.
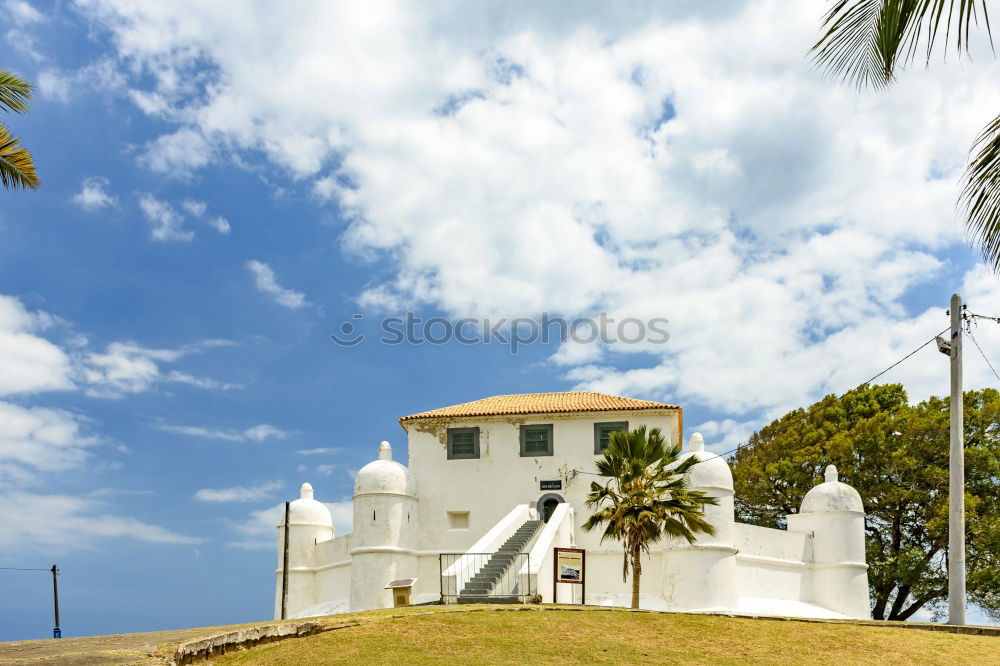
[948,293,967,626]
[281,501,290,620]
[51,565,60,639]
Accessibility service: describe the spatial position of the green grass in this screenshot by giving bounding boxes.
[215,606,999,665]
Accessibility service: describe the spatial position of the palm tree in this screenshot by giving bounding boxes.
[583,426,716,609]
[811,1,999,270]
[0,70,40,190]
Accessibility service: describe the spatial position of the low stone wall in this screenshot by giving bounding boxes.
[172,619,359,664]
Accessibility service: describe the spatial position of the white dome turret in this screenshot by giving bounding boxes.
[800,465,863,514]
[678,432,733,491]
[354,441,416,497]
[285,482,334,528]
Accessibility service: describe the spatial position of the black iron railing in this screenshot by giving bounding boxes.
[439,552,532,604]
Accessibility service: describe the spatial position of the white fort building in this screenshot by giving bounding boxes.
[274,392,870,619]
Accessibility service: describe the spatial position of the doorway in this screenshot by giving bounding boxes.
[536,493,565,523]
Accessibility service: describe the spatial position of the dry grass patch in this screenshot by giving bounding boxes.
[216,607,997,665]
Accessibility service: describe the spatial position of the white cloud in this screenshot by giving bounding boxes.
[165,370,242,391]
[207,216,231,234]
[243,424,289,442]
[138,193,192,241]
[155,422,246,442]
[180,199,207,217]
[0,295,74,396]
[245,260,309,309]
[180,199,230,234]
[72,176,118,212]
[80,339,234,398]
[297,447,340,456]
[0,491,201,552]
[194,480,283,502]
[0,401,96,476]
[155,421,290,443]
[139,127,213,175]
[5,0,42,24]
[37,59,125,102]
[77,0,1000,426]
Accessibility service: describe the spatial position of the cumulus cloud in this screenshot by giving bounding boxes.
[194,481,283,502]
[0,401,96,478]
[245,260,309,309]
[207,216,231,234]
[72,176,118,212]
[138,193,192,241]
[76,0,1000,431]
[181,199,230,234]
[79,339,235,398]
[0,295,74,396]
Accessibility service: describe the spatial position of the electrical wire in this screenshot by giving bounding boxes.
[0,567,53,571]
[572,325,952,477]
[967,327,1000,384]
[701,325,951,464]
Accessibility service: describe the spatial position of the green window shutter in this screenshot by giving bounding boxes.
[520,424,553,456]
[594,422,628,454]
[447,427,480,459]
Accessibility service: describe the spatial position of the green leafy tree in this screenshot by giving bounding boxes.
[584,426,717,609]
[731,384,1000,621]
[0,70,40,190]
[811,1,1000,270]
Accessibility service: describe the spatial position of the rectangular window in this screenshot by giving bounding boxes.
[520,424,554,457]
[447,427,480,459]
[594,421,628,454]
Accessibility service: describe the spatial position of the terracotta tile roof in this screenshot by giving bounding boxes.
[399,391,680,424]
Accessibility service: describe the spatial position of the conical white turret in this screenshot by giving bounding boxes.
[350,441,418,611]
[274,482,334,619]
[787,464,870,619]
[662,432,737,611]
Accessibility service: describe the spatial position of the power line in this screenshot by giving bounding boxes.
[966,312,1000,324]
[0,567,53,571]
[708,326,950,463]
[575,325,952,475]
[967,327,1000,384]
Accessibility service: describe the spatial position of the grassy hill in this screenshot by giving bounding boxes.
[214,606,998,666]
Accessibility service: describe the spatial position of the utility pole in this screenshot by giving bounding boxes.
[948,293,966,626]
[51,565,61,639]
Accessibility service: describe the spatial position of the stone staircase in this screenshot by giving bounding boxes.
[458,519,542,603]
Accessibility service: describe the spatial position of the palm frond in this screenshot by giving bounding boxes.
[0,70,33,113]
[0,123,40,190]
[811,1,992,90]
[960,113,1000,271]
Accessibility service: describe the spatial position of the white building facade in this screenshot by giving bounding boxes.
[274,392,870,620]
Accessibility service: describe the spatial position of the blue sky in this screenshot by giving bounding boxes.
[2,0,999,639]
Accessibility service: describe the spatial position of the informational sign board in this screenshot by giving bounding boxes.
[540,479,562,490]
[553,547,586,604]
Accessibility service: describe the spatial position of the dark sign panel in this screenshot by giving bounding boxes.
[540,479,562,490]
